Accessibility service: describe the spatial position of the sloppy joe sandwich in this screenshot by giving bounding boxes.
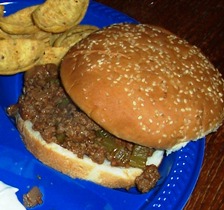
[8,23,224,193]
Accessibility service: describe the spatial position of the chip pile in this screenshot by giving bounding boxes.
[0,0,98,75]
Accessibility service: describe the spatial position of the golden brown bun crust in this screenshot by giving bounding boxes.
[61,23,224,149]
[17,116,145,189]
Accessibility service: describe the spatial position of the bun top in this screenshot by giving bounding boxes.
[60,23,224,149]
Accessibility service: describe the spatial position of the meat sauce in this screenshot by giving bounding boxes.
[8,64,160,192]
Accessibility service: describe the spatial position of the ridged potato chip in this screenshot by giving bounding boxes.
[0,5,39,34]
[27,30,55,46]
[0,29,57,47]
[54,25,98,48]
[0,0,92,75]
[39,47,69,66]
[0,22,39,35]
[32,0,89,33]
[0,39,45,74]
[0,28,9,39]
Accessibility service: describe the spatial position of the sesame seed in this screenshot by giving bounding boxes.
[138,115,143,120]
[148,119,153,123]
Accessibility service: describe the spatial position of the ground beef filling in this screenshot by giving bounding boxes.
[8,64,160,192]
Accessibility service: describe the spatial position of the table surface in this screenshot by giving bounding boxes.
[95,0,224,209]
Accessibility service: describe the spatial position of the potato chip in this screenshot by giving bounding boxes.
[0,28,9,39]
[32,0,89,33]
[0,29,55,47]
[0,0,93,75]
[0,22,39,35]
[0,39,45,74]
[48,33,62,46]
[29,30,54,46]
[38,47,68,66]
[53,24,98,48]
[0,28,49,43]
[0,5,37,24]
[0,6,4,17]
[0,5,39,34]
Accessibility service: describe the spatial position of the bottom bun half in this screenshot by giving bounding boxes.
[17,116,164,189]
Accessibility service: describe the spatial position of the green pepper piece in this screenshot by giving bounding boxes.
[129,145,149,169]
[103,137,117,152]
[96,130,117,152]
[95,129,112,138]
[112,147,131,166]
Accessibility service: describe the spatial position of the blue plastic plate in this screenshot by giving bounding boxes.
[0,1,205,209]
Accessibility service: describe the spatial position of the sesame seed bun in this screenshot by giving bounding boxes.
[60,23,224,150]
